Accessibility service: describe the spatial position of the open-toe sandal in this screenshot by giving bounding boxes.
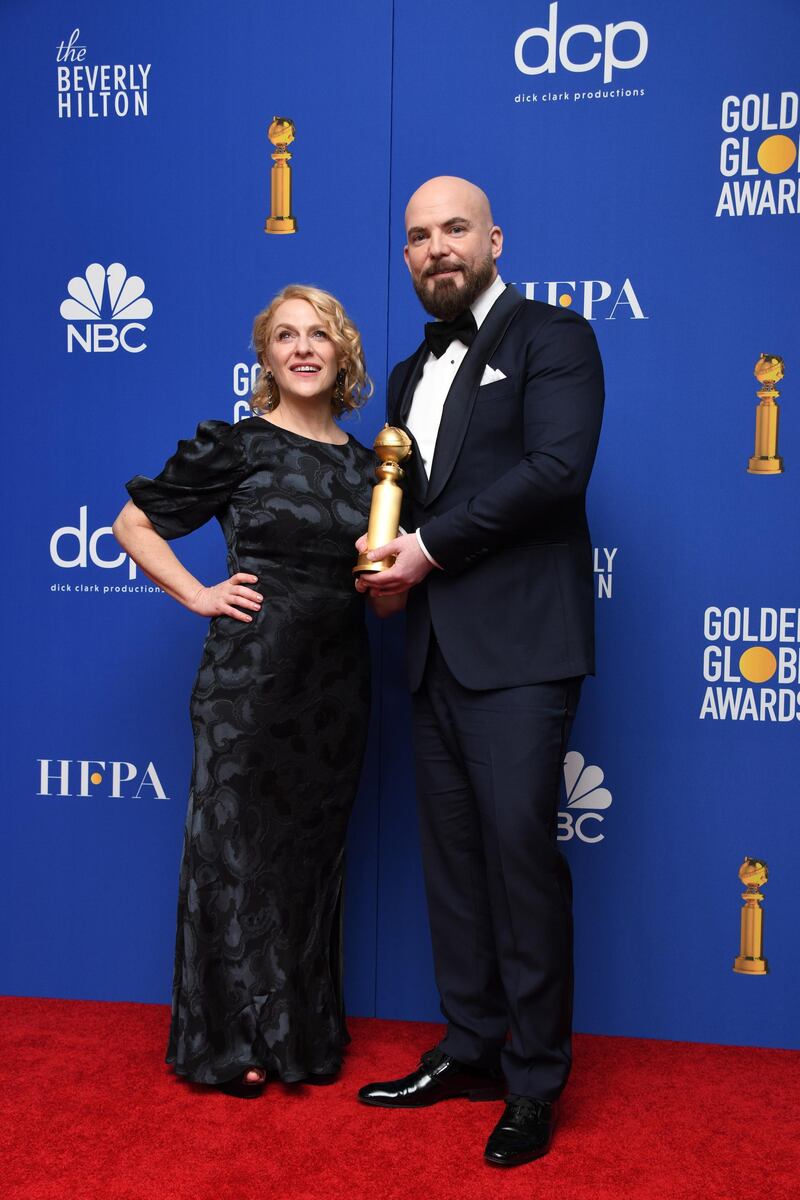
[217,1069,267,1099]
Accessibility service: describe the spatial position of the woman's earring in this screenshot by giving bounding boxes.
[333,369,346,412]
[265,371,277,411]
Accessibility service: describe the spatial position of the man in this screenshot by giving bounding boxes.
[355,176,604,1166]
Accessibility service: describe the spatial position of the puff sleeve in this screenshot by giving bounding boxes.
[125,420,248,539]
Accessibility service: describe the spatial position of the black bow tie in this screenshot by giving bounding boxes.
[424,309,478,359]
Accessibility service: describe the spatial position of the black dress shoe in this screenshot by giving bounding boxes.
[358,1047,504,1108]
[484,1096,555,1166]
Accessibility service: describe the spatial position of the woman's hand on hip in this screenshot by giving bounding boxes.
[189,573,263,622]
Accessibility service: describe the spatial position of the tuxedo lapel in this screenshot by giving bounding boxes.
[395,345,428,425]
[425,284,525,507]
[392,343,429,504]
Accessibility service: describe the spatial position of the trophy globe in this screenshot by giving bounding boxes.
[754,354,784,390]
[739,858,768,891]
[375,425,412,465]
[268,117,295,150]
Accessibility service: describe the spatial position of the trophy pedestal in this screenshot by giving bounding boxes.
[265,217,297,234]
[747,455,783,474]
[733,954,768,974]
[354,553,395,574]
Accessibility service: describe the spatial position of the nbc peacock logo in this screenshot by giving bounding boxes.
[60,263,153,353]
[558,751,613,844]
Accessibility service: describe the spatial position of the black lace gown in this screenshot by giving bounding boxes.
[126,416,373,1085]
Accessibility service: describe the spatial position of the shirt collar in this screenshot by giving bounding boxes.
[470,274,505,329]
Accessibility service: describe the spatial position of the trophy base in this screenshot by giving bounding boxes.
[733,955,769,975]
[747,456,783,474]
[265,217,297,234]
[353,552,396,575]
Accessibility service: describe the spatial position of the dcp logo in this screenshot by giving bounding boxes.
[37,758,169,798]
[515,3,648,84]
[558,751,613,844]
[60,262,152,353]
[50,506,137,579]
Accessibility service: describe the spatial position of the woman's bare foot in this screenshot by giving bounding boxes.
[243,1068,267,1085]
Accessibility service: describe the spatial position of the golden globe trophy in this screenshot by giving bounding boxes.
[354,425,413,574]
[747,354,784,474]
[265,117,297,234]
[733,857,769,975]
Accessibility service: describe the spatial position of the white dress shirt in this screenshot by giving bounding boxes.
[407,274,506,566]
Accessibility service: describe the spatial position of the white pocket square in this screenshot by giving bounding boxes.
[479,365,507,386]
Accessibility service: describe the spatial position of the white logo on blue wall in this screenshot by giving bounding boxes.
[56,29,150,119]
[716,92,800,218]
[48,506,161,594]
[558,751,612,844]
[60,264,152,353]
[594,547,617,599]
[37,759,169,799]
[232,361,262,422]
[51,506,136,581]
[700,606,800,721]
[514,279,647,321]
[515,3,648,84]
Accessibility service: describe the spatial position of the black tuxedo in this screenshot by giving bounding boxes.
[389,283,604,693]
[390,283,604,1101]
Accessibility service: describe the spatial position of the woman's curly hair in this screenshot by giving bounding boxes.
[250,284,373,417]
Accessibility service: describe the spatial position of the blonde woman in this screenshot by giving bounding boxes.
[114,286,377,1098]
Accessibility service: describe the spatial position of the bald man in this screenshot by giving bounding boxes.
[356,177,604,1166]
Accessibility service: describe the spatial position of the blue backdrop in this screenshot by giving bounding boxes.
[3,0,798,1051]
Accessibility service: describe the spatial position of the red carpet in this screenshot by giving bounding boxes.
[2,997,797,1200]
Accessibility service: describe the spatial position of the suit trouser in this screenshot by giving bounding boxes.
[412,639,582,1102]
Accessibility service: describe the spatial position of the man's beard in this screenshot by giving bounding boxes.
[413,252,495,320]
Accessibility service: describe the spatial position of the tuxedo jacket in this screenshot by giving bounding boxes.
[389,283,605,693]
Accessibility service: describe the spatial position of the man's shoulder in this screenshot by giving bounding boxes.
[506,297,601,371]
[511,295,594,338]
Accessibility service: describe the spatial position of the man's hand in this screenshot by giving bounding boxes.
[354,532,434,595]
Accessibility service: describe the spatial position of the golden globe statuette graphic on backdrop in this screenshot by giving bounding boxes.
[747,355,785,474]
[733,857,769,975]
[264,117,297,234]
[353,426,413,574]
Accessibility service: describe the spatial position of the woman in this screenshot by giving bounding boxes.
[114,285,378,1098]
